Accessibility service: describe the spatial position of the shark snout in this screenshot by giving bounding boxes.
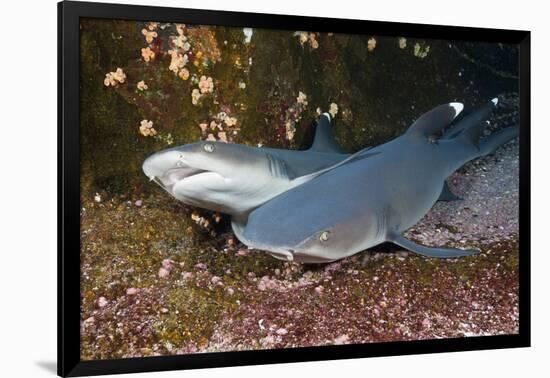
[142,150,183,180]
[142,153,160,179]
[143,147,221,195]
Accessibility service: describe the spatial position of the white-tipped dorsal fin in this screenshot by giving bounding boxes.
[450,102,464,114]
[406,102,464,138]
[491,98,498,106]
[309,114,344,153]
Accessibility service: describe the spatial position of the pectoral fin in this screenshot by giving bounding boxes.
[438,181,462,202]
[388,233,480,258]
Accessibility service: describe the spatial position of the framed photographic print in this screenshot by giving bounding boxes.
[58,0,531,376]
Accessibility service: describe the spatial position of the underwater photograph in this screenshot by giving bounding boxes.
[79,18,520,360]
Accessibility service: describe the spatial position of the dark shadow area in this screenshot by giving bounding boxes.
[303,242,403,271]
[371,242,403,253]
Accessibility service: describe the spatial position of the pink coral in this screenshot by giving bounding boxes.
[168,50,188,73]
[141,28,158,44]
[139,120,156,137]
[136,80,148,91]
[198,76,214,94]
[191,89,201,105]
[141,47,155,62]
[103,68,126,87]
[158,267,170,278]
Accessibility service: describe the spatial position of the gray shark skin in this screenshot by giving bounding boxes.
[142,114,352,219]
[236,99,519,263]
[143,112,458,217]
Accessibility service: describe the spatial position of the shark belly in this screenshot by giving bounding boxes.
[373,139,448,233]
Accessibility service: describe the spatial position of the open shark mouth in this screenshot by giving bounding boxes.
[151,166,210,192]
[150,163,229,197]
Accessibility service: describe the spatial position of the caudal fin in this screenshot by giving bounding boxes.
[439,98,518,174]
[478,126,519,156]
[442,98,498,140]
[445,97,518,155]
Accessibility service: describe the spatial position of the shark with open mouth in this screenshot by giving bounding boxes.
[142,114,354,221]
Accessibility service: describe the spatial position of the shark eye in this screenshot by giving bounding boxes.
[204,143,215,153]
[319,231,330,242]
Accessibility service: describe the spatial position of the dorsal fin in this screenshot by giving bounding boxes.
[309,113,344,153]
[406,103,464,138]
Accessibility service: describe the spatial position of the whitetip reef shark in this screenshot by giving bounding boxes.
[143,114,372,219]
[233,99,519,262]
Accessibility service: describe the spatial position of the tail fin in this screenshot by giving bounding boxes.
[478,126,519,156]
[457,121,485,150]
[442,98,498,140]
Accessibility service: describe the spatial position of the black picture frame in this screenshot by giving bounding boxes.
[58,1,531,376]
